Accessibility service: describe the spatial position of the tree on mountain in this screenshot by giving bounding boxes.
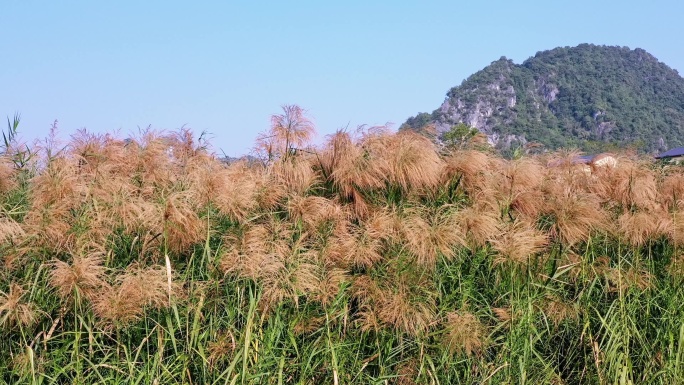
[441,123,487,151]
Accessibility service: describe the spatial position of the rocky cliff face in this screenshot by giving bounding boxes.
[431,58,523,147]
[402,44,684,152]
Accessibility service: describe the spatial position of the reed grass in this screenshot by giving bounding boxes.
[1,110,683,384]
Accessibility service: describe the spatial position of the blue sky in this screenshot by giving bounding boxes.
[2,1,683,156]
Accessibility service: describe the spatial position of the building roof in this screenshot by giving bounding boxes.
[655,147,684,159]
[547,153,618,169]
[574,155,594,164]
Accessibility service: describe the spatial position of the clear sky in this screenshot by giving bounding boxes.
[2,0,683,156]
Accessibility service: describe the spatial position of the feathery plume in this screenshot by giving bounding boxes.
[544,188,607,246]
[271,154,320,195]
[443,311,486,357]
[0,156,17,193]
[209,161,258,222]
[395,359,420,385]
[255,105,316,162]
[207,331,236,370]
[543,294,579,327]
[327,133,384,197]
[604,266,655,294]
[376,285,434,336]
[0,217,24,245]
[491,219,548,266]
[456,205,500,249]
[441,149,494,193]
[498,158,545,200]
[667,254,684,282]
[660,172,684,211]
[317,130,355,179]
[49,250,107,304]
[618,210,671,246]
[93,264,172,327]
[492,307,512,325]
[287,195,345,233]
[311,267,350,307]
[599,158,658,211]
[0,283,37,329]
[380,131,444,192]
[164,192,204,254]
[401,207,466,268]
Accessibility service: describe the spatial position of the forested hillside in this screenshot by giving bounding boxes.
[403,44,684,153]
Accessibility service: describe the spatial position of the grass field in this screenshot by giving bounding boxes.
[1,110,683,384]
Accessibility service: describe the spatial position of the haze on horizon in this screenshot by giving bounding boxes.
[2,0,683,156]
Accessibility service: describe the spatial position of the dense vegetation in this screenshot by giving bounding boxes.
[402,44,684,153]
[1,108,684,384]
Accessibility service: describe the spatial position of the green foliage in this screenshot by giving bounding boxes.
[2,114,20,152]
[400,111,438,132]
[441,123,479,150]
[2,114,35,169]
